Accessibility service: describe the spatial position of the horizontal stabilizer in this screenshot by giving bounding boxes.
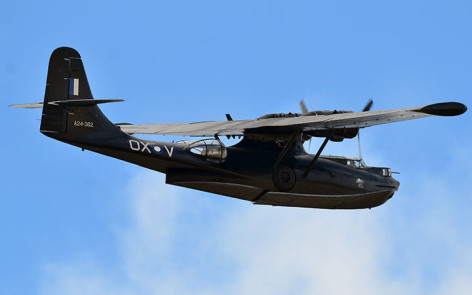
[9,99,123,109]
[9,102,43,108]
[49,99,124,107]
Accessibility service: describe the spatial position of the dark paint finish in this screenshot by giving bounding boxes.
[416,102,467,116]
[28,47,466,209]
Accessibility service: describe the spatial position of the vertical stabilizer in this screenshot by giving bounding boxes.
[40,47,124,144]
[41,47,92,133]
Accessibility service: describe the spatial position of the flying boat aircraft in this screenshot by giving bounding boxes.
[11,47,468,209]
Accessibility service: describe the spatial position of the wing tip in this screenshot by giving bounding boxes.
[417,102,467,116]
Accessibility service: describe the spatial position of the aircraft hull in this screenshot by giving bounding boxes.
[58,136,399,210]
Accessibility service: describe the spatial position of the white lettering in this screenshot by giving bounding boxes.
[73,120,94,128]
[130,140,167,155]
[129,140,140,151]
[140,141,151,153]
[164,146,174,157]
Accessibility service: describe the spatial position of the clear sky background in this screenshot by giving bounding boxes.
[1,1,471,294]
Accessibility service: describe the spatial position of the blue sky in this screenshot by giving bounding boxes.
[1,0,471,294]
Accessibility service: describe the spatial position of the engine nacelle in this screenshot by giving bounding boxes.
[306,128,359,142]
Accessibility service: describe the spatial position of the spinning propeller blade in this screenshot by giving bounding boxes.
[300,100,309,114]
[362,99,374,112]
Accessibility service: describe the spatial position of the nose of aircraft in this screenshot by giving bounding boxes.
[371,174,400,193]
[390,177,400,191]
[368,177,400,208]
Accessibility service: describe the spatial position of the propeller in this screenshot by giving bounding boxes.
[300,100,309,114]
[358,99,373,160]
[300,99,373,156]
[362,99,373,112]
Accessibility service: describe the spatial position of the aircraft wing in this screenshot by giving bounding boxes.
[118,102,467,136]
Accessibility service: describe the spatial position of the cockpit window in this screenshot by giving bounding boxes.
[346,159,366,168]
[382,168,392,177]
[327,156,366,168]
[365,167,393,177]
[187,139,227,163]
[324,156,392,177]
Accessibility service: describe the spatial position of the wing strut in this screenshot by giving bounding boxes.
[272,133,300,170]
[303,130,335,178]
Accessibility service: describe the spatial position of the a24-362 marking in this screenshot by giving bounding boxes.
[73,120,94,128]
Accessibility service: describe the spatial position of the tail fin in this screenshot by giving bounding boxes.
[41,47,124,144]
